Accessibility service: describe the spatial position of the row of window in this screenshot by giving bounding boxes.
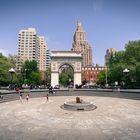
[19,48,35,50]
[19,37,36,39]
[19,33,36,35]
[19,40,36,42]
[82,67,104,70]
[82,70,99,73]
[19,45,36,48]
[19,43,36,46]
[82,72,99,75]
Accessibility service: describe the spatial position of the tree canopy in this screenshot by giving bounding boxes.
[59,65,74,87]
[98,40,140,88]
[21,60,41,85]
[0,53,13,86]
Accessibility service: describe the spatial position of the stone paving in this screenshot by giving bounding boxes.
[0,93,140,140]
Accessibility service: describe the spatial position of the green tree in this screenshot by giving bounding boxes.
[0,53,14,86]
[124,40,140,65]
[59,65,74,87]
[30,71,41,85]
[107,40,140,88]
[23,60,38,73]
[59,73,69,86]
[21,60,41,85]
[96,70,106,86]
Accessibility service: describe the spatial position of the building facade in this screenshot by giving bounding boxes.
[18,28,37,71]
[71,20,92,66]
[105,48,117,66]
[37,36,49,71]
[17,28,50,72]
[82,65,104,85]
[46,49,51,68]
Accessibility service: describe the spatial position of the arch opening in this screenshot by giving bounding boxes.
[59,63,74,88]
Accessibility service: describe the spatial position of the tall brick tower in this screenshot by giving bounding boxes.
[71,20,92,66]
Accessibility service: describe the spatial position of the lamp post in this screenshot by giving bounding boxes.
[25,68,28,81]
[23,69,27,84]
[123,68,129,88]
[9,68,15,89]
[105,66,108,88]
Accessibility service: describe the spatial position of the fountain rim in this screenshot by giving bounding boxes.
[61,100,97,111]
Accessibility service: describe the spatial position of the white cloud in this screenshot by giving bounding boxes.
[0,49,9,56]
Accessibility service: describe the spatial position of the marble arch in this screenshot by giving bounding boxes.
[50,51,82,87]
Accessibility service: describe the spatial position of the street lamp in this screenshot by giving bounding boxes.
[9,68,15,89]
[123,68,130,74]
[123,68,129,88]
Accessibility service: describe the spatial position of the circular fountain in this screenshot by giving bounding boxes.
[61,97,97,111]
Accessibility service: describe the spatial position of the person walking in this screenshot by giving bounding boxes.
[49,86,53,94]
[19,92,23,103]
[26,93,29,102]
[45,94,49,102]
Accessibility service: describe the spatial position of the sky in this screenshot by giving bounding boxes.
[0,0,140,66]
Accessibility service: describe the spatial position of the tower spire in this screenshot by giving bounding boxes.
[77,19,83,32]
[71,20,93,66]
[77,19,81,27]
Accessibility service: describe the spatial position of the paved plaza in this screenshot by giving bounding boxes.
[0,91,140,140]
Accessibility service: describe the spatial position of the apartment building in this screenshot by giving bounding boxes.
[17,28,50,72]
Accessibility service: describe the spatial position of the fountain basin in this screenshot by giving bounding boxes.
[61,101,97,111]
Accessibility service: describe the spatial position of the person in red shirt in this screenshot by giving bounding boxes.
[16,87,20,94]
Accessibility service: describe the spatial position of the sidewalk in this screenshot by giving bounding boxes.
[1,88,140,94]
[120,89,140,93]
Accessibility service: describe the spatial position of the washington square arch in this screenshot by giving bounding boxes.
[50,51,82,87]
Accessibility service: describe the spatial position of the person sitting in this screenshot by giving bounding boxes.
[49,86,55,94]
[0,95,3,99]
